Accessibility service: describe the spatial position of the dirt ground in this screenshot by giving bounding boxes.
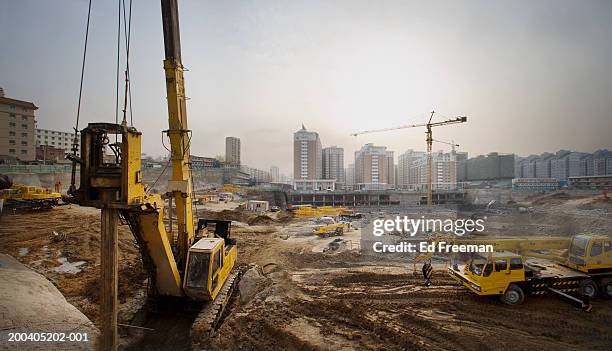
[0,205,146,325]
[0,193,611,350]
[215,246,612,351]
[212,224,612,351]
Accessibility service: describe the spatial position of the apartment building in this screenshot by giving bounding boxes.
[397,149,426,189]
[408,150,457,191]
[225,136,241,166]
[35,128,78,155]
[270,166,280,183]
[322,146,345,184]
[293,125,322,180]
[354,143,394,188]
[0,93,37,161]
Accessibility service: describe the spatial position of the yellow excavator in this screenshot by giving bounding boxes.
[68,0,237,348]
[420,234,612,310]
[0,175,61,211]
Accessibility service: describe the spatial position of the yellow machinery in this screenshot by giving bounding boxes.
[313,222,352,238]
[68,1,237,348]
[294,206,353,218]
[1,182,61,211]
[444,234,612,309]
[193,194,220,204]
[222,184,241,193]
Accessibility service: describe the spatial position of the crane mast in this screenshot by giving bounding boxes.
[351,112,467,207]
[161,0,194,268]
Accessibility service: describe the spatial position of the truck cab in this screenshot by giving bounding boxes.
[449,252,525,297]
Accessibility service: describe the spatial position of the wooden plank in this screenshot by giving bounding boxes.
[100,206,119,351]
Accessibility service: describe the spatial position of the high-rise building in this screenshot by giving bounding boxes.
[465,152,515,180]
[345,163,355,190]
[408,150,457,191]
[0,93,37,161]
[518,149,611,182]
[455,152,468,181]
[397,150,426,189]
[535,153,554,178]
[354,143,394,188]
[293,125,322,180]
[322,146,344,184]
[592,149,612,176]
[225,136,241,166]
[270,165,280,182]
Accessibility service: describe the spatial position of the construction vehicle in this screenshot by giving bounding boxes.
[313,222,352,238]
[222,184,241,193]
[0,175,61,211]
[351,111,467,207]
[438,234,612,310]
[67,1,237,349]
[293,205,354,218]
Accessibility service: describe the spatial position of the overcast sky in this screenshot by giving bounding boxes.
[2,0,611,175]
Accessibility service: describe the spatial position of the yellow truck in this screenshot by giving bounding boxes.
[313,222,352,238]
[447,234,612,310]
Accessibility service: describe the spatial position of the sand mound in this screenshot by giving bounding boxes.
[0,254,99,350]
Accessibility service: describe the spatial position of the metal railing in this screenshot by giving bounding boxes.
[0,164,77,174]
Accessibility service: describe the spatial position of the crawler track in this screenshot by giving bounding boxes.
[191,268,243,349]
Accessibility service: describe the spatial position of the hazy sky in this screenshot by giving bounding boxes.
[2,0,611,175]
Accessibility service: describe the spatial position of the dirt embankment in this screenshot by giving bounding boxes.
[0,205,146,324]
[200,208,293,226]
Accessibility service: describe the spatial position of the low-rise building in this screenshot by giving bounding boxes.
[190,155,220,168]
[35,128,76,155]
[36,145,66,163]
[512,178,559,191]
[293,179,336,191]
[568,175,612,190]
[246,200,269,212]
[241,166,271,183]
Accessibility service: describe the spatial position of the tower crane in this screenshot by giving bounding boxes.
[432,139,459,153]
[351,111,467,207]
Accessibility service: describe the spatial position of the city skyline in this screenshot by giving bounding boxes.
[2,1,612,174]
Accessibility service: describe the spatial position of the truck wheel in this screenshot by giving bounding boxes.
[599,278,612,299]
[501,284,524,305]
[579,279,598,298]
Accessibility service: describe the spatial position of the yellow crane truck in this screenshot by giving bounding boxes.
[446,234,612,310]
[313,222,352,238]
